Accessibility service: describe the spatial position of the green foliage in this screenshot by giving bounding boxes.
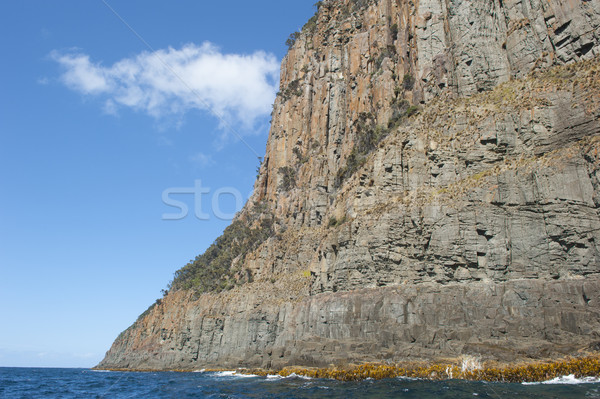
[374,45,397,70]
[281,79,303,101]
[286,31,300,50]
[388,99,409,129]
[405,104,421,117]
[335,113,394,187]
[255,157,263,179]
[350,0,370,11]
[341,0,371,18]
[293,147,309,164]
[278,166,297,191]
[388,99,421,130]
[168,210,275,294]
[303,14,318,33]
[303,0,324,33]
[390,23,399,41]
[354,112,389,154]
[328,215,348,228]
[335,147,366,188]
[403,73,415,90]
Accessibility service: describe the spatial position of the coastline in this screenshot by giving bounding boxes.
[94,354,600,383]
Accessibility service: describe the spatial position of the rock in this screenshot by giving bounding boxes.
[97,0,600,371]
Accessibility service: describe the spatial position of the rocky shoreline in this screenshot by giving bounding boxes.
[95,355,600,383]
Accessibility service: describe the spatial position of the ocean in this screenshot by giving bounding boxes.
[1,367,599,398]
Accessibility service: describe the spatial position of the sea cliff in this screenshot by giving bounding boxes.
[97,0,600,372]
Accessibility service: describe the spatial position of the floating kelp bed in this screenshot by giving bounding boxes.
[241,356,600,383]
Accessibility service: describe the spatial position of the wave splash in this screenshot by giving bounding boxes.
[523,374,600,385]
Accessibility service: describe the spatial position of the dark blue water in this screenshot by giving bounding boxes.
[1,368,599,398]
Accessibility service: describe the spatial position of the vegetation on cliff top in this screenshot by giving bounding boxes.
[286,0,375,50]
[168,203,275,294]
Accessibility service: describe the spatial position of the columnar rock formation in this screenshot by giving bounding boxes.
[98,0,600,370]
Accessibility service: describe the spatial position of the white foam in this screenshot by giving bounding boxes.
[210,371,258,378]
[213,371,237,377]
[233,373,259,378]
[397,376,421,381]
[523,374,600,385]
[287,372,313,380]
[266,372,313,380]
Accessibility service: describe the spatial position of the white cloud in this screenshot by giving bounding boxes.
[51,42,280,130]
[52,52,111,94]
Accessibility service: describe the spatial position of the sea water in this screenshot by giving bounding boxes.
[1,367,599,398]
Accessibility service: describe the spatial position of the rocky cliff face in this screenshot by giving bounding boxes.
[98,0,600,370]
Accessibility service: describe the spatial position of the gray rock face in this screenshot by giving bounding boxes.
[98,279,599,370]
[311,84,600,294]
[97,0,600,371]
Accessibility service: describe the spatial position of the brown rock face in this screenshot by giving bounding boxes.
[97,0,600,370]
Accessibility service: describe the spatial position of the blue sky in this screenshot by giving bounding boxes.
[0,1,316,368]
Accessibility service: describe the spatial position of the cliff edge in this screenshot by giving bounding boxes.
[98,0,600,370]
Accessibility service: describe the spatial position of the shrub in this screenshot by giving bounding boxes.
[394,85,402,99]
[354,112,389,154]
[293,147,309,164]
[388,100,420,129]
[351,0,370,11]
[335,113,390,187]
[281,79,303,101]
[303,14,318,33]
[375,45,397,70]
[255,157,263,179]
[403,73,415,90]
[335,147,366,187]
[390,23,399,41]
[286,32,300,50]
[168,206,276,294]
[405,105,421,117]
[278,166,297,191]
[328,215,348,228]
[388,99,409,129]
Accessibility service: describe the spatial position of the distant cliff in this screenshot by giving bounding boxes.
[98,0,600,370]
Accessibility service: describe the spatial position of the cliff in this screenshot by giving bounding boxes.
[98,0,600,370]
